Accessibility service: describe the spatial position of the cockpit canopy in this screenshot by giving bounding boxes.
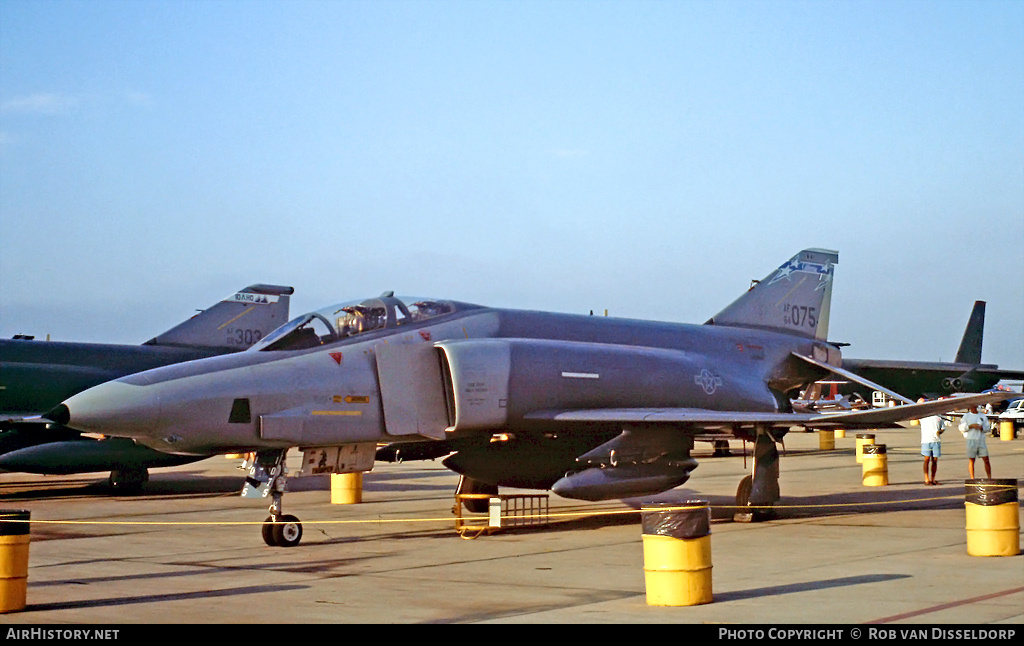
[252,293,467,352]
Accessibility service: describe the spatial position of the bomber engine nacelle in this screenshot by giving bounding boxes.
[434,338,780,435]
[942,370,982,393]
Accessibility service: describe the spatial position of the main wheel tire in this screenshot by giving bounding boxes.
[735,475,775,521]
[272,514,302,547]
[457,477,498,514]
[109,468,148,494]
[736,475,752,507]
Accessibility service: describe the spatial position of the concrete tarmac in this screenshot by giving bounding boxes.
[1,427,1021,625]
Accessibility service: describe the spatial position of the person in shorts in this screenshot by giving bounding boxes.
[917,398,946,485]
[959,404,992,479]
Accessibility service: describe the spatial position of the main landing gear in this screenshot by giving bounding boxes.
[108,467,148,494]
[734,425,780,522]
[455,476,498,514]
[243,450,304,547]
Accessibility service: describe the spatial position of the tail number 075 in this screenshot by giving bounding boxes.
[784,305,817,329]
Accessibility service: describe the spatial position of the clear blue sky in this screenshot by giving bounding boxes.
[1,0,1022,371]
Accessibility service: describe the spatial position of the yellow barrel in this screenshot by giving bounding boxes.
[855,433,875,463]
[965,479,1020,557]
[834,429,846,439]
[999,420,1015,441]
[0,510,30,613]
[818,430,835,450]
[331,472,363,504]
[861,444,888,486]
[641,501,712,606]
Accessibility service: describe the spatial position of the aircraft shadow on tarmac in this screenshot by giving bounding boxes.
[629,481,1024,524]
[24,584,310,613]
[0,464,458,501]
[0,472,246,501]
[714,573,912,602]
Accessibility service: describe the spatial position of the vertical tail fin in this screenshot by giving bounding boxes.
[143,284,294,350]
[953,301,985,364]
[705,248,838,341]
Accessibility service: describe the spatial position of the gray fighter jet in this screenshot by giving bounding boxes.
[0,284,293,490]
[49,250,1013,545]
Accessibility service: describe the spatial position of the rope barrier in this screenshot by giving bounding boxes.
[2,487,1016,530]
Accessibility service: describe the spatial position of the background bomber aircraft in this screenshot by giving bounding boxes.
[836,300,1024,402]
[50,249,1013,546]
[0,284,293,491]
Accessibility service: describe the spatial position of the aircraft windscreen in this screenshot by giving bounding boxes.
[252,296,457,351]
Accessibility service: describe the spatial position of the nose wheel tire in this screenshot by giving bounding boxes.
[262,514,303,547]
[262,516,276,546]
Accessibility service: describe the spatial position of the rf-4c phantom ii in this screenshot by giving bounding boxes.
[50,249,1014,546]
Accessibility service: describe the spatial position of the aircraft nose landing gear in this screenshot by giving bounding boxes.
[244,450,304,547]
[262,513,303,547]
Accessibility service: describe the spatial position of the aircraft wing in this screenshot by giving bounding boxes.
[526,390,1015,432]
[987,368,1024,380]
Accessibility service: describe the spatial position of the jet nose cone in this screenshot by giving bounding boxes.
[58,380,162,438]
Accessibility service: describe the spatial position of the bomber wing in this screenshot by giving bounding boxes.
[843,359,1024,383]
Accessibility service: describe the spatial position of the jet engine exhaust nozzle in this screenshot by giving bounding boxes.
[44,404,71,426]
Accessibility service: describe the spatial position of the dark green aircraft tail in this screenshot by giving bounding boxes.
[143,284,294,350]
[954,301,985,364]
[705,248,838,341]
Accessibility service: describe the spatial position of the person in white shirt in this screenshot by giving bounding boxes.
[959,405,992,479]
[917,398,946,485]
